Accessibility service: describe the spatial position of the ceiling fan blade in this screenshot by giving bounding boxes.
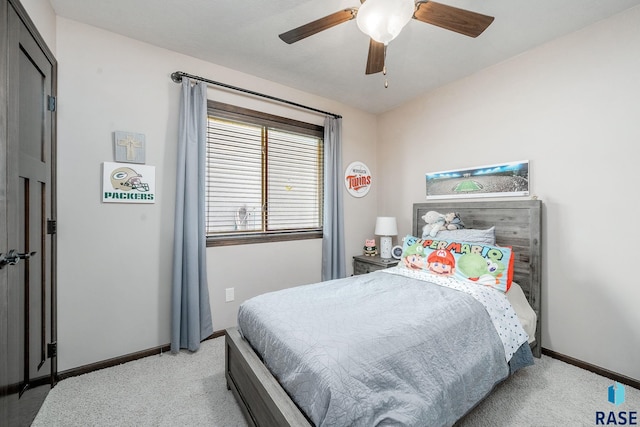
[413,1,494,38]
[365,39,385,75]
[279,9,357,44]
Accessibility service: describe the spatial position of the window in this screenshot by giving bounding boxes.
[205,101,324,246]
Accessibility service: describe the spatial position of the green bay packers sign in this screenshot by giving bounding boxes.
[102,162,155,204]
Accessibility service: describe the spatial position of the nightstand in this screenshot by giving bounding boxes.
[353,255,399,275]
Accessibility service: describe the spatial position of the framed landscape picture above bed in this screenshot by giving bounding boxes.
[426,160,529,200]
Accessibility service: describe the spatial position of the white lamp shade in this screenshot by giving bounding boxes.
[375,217,398,236]
[356,0,415,44]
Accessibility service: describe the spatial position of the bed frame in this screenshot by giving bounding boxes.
[225,199,542,427]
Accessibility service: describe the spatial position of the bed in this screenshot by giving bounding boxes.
[225,200,542,427]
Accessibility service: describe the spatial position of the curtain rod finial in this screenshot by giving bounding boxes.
[171,72,183,83]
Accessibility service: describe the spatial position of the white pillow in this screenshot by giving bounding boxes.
[506,282,537,344]
[423,226,496,245]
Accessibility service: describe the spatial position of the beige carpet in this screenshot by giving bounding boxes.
[33,337,639,426]
[32,337,247,426]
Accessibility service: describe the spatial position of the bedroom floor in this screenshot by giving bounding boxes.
[32,337,639,426]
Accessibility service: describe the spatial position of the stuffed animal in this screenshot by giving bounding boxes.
[363,239,378,256]
[421,211,447,238]
[444,212,465,230]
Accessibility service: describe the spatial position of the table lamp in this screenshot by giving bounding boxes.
[375,217,398,259]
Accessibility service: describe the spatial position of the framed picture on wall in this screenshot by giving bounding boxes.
[114,131,146,164]
[425,160,529,200]
[102,162,156,204]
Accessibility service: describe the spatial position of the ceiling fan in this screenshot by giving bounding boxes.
[279,0,494,76]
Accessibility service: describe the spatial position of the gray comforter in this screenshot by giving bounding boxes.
[238,269,533,427]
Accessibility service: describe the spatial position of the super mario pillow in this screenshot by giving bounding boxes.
[400,234,514,293]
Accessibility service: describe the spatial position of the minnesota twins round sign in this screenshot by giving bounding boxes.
[344,161,372,198]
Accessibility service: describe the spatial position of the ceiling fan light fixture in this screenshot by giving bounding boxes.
[356,0,415,44]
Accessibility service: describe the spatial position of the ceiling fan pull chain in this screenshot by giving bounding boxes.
[383,45,388,88]
[382,66,388,88]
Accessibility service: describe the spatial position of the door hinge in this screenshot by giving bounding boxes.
[47,219,57,235]
[47,342,57,359]
[47,95,56,112]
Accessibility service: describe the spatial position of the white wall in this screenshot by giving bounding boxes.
[377,6,640,381]
[55,17,378,371]
[20,0,56,54]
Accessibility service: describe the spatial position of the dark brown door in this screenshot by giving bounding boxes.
[0,1,9,423]
[0,1,57,426]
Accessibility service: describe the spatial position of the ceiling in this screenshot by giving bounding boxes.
[49,0,640,114]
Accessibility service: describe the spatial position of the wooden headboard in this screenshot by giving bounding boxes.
[413,200,542,357]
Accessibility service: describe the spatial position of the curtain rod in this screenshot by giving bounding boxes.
[171,71,342,119]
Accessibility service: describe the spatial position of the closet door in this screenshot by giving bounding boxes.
[1,1,9,424]
[1,1,57,425]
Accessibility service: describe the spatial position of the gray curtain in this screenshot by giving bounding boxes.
[321,116,346,280]
[171,79,213,353]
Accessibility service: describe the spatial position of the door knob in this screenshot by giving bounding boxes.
[0,250,37,269]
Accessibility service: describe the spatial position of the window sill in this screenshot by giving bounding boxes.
[207,230,322,247]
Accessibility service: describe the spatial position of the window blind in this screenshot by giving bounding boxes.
[205,106,324,239]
